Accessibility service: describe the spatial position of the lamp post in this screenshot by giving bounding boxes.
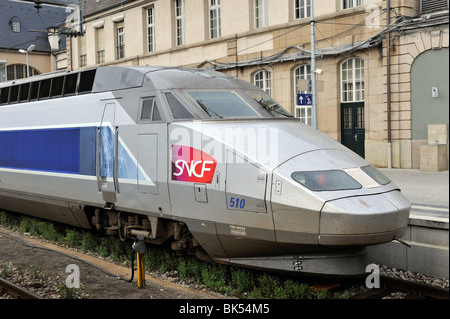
[18,44,35,78]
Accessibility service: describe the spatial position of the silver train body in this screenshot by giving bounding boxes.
[0,66,410,276]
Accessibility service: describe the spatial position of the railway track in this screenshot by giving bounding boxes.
[1,211,448,300]
[0,276,43,299]
[350,275,449,299]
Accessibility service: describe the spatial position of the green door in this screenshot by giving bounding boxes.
[341,102,365,158]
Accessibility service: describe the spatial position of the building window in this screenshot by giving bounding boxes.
[7,65,15,80]
[12,21,21,33]
[10,17,21,33]
[341,57,364,102]
[79,35,87,67]
[116,21,125,59]
[16,64,24,79]
[147,6,156,52]
[0,63,6,82]
[175,0,185,46]
[342,0,362,9]
[79,55,87,67]
[209,0,221,39]
[254,70,271,96]
[96,27,105,64]
[356,105,364,129]
[294,64,312,125]
[294,0,310,19]
[254,0,268,29]
[5,64,40,80]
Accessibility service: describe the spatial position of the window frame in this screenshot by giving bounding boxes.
[294,0,311,20]
[147,6,156,52]
[342,0,363,10]
[165,91,195,120]
[340,57,365,103]
[293,64,312,125]
[254,69,271,96]
[116,21,125,59]
[209,0,221,39]
[96,26,105,64]
[254,0,268,29]
[175,0,185,46]
[0,63,6,82]
[12,21,21,33]
[4,64,40,81]
[10,17,21,33]
[139,97,164,123]
[15,64,24,79]
[79,34,87,67]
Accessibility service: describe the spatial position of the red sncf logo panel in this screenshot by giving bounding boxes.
[171,145,217,183]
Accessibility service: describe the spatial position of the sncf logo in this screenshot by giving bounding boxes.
[171,145,217,183]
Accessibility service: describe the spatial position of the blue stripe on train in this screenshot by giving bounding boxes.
[0,127,96,175]
[0,126,147,181]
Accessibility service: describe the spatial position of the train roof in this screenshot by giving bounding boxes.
[0,66,257,105]
[93,66,256,92]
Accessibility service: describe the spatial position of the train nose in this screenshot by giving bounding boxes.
[319,190,410,247]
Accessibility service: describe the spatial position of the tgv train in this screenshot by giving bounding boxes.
[0,66,410,276]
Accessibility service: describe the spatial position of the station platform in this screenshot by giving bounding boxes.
[380,168,449,220]
[367,169,449,279]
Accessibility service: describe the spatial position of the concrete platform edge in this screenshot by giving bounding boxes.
[367,217,449,279]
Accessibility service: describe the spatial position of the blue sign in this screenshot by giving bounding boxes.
[297,94,313,106]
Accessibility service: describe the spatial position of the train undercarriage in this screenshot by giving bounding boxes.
[89,207,212,262]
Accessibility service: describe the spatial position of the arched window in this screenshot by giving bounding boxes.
[254,69,271,96]
[341,57,364,102]
[294,64,311,125]
[6,64,40,81]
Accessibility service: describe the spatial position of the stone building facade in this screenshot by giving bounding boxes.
[65,0,449,169]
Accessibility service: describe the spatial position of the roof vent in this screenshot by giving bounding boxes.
[421,0,449,14]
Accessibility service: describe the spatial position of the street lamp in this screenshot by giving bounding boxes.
[18,44,35,78]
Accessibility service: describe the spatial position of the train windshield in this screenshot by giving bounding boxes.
[246,91,293,118]
[186,90,261,118]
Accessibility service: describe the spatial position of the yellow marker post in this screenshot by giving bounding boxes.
[137,252,145,289]
[132,234,147,289]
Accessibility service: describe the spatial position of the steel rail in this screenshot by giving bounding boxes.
[0,276,43,299]
[350,275,449,299]
[382,276,449,299]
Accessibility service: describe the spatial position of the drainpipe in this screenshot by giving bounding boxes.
[310,0,318,130]
[69,37,73,71]
[386,0,392,168]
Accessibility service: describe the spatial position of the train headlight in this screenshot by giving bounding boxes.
[360,165,391,185]
[291,170,362,191]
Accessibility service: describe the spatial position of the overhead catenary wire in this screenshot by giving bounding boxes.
[197,8,424,73]
[197,9,391,70]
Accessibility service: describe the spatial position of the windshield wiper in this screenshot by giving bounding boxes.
[196,99,224,119]
[254,98,293,117]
